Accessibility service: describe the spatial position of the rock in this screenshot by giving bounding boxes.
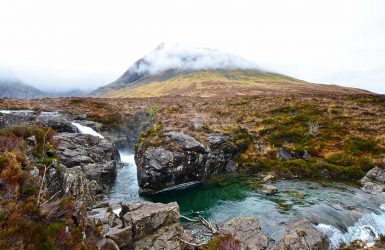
[360,166,385,193]
[26,135,37,146]
[164,131,205,152]
[219,217,269,250]
[262,174,275,183]
[97,238,120,250]
[272,219,329,250]
[136,132,238,194]
[276,147,292,160]
[105,226,132,249]
[88,201,185,250]
[261,184,278,195]
[133,223,185,250]
[54,133,118,184]
[61,165,94,205]
[35,112,76,133]
[0,111,37,128]
[122,201,179,240]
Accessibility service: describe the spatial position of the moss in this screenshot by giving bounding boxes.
[346,137,381,155]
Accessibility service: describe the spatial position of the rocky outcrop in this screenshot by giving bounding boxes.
[136,132,238,195]
[360,165,385,193]
[219,217,270,250]
[87,201,189,250]
[0,111,76,133]
[52,133,119,203]
[272,220,329,250]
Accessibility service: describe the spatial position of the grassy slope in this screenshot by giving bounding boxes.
[103,69,365,98]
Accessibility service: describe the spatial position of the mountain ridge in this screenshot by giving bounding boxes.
[90,44,370,97]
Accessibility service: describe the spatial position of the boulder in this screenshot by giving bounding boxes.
[219,217,270,250]
[35,112,76,133]
[54,133,118,184]
[272,219,329,250]
[164,131,205,152]
[261,184,278,195]
[87,201,186,250]
[136,132,238,195]
[360,166,385,193]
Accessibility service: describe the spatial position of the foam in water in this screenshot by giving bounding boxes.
[108,151,141,201]
[316,204,385,249]
[71,122,104,138]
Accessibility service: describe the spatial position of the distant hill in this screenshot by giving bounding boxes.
[0,79,46,99]
[90,43,369,98]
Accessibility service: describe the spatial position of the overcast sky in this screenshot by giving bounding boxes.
[0,0,384,93]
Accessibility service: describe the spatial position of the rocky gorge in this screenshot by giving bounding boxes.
[1,105,385,250]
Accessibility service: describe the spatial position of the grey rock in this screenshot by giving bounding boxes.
[261,184,278,195]
[272,219,329,250]
[277,148,292,160]
[220,217,270,250]
[164,131,205,152]
[97,238,120,250]
[29,166,39,178]
[61,165,94,205]
[88,201,184,250]
[35,112,76,133]
[262,174,275,183]
[361,166,385,193]
[54,133,118,184]
[136,132,238,194]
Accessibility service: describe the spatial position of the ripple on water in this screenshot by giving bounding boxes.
[108,154,385,249]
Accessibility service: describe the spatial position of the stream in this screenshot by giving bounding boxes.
[2,110,384,249]
[110,150,385,249]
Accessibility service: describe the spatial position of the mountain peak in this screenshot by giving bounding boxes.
[129,43,259,76]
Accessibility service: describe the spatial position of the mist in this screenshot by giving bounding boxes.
[0,0,384,93]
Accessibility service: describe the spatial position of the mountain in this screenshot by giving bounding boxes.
[90,43,369,97]
[0,79,46,99]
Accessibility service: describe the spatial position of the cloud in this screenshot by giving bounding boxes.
[131,43,259,75]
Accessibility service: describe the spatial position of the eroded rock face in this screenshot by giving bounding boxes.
[361,165,385,194]
[272,219,329,250]
[220,217,270,250]
[136,132,238,195]
[54,133,118,181]
[87,201,188,250]
[52,133,119,203]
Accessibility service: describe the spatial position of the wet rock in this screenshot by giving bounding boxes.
[219,217,270,250]
[261,184,278,195]
[136,132,238,194]
[360,166,385,193]
[272,219,329,250]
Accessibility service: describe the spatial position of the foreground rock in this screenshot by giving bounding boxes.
[88,201,189,249]
[219,217,270,250]
[272,219,329,250]
[360,165,385,194]
[136,132,238,194]
[49,133,119,204]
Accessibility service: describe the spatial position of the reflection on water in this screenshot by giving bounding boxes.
[109,151,385,248]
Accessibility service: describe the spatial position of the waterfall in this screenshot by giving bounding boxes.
[71,122,104,138]
[108,150,142,201]
[315,204,385,249]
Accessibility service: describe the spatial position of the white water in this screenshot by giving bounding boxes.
[0,109,33,114]
[316,204,385,249]
[71,122,104,138]
[108,150,142,201]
